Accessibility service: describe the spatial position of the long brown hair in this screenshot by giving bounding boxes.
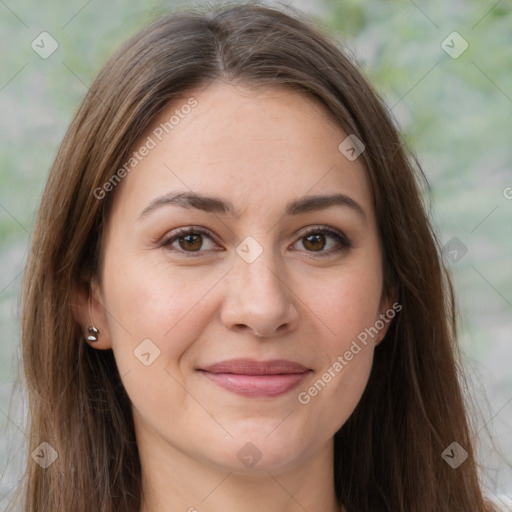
[17,3,491,511]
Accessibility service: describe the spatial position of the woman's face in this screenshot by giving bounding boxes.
[90,83,393,474]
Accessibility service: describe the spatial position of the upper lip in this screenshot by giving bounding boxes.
[199,359,311,375]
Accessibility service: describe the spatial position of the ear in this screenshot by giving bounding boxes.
[375,288,400,346]
[71,277,113,350]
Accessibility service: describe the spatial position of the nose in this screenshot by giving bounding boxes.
[219,245,300,338]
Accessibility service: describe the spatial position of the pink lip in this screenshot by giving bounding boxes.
[198,359,312,398]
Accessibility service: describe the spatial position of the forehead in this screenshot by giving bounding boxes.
[109,82,373,223]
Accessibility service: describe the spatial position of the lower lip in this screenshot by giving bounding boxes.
[200,371,310,398]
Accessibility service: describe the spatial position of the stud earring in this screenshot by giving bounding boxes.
[86,297,99,342]
[87,326,99,342]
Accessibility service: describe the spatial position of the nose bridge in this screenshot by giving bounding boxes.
[220,234,299,336]
[235,235,287,301]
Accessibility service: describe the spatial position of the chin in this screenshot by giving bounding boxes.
[199,426,321,475]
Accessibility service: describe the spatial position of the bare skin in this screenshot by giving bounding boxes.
[75,82,393,512]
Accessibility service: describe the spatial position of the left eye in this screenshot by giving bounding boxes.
[292,228,351,255]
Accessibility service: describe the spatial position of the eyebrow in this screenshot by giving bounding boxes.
[138,191,367,220]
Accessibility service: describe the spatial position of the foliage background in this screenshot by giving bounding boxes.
[0,0,510,507]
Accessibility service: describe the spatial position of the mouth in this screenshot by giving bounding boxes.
[197,359,312,398]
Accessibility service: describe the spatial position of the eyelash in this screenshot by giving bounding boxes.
[160,225,352,258]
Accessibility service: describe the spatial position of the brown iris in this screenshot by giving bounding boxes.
[303,233,326,251]
[179,233,203,251]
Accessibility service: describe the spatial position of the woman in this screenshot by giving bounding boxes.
[17,3,493,511]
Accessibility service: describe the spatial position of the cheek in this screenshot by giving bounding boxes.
[297,280,377,436]
[306,256,384,353]
[102,252,229,355]
[100,257,227,430]
[294,254,382,426]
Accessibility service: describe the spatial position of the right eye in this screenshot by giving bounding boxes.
[161,227,220,254]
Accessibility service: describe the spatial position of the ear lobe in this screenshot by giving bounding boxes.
[71,278,113,350]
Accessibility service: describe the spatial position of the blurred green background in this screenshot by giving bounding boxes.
[1,0,511,507]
